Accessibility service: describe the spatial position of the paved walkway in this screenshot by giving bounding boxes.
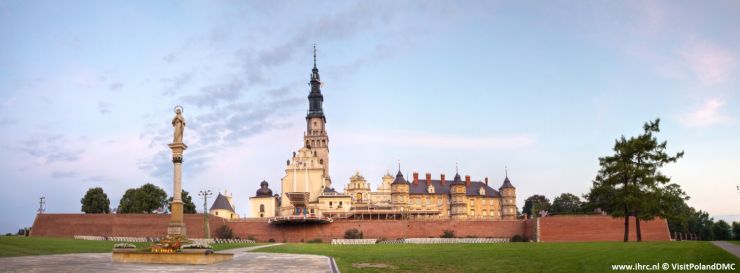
[0,244,334,273]
[712,241,740,258]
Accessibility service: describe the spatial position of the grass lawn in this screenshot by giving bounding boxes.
[254,242,740,273]
[0,236,257,257]
[729,241,740,246]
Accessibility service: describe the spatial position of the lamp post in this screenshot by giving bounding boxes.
[38,196,45,214]
[198,190,213,239]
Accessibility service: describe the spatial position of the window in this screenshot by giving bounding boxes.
[427,198,431,205]
[329,201,333,208]
[260,204,265,213]
[215,211,218,216]
[339,201,343,208]
[438,199,443,206]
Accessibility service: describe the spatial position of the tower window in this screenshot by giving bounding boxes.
[260,204,265,213]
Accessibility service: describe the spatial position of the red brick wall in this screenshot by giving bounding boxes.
[538,215,671,242]
[31,214,670,242]
[228,219,530,242]
[31,214,228,238]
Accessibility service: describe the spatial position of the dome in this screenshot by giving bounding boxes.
[256,180,273,197]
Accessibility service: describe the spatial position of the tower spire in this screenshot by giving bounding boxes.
[505,166,508,178]
[313,43,317,69]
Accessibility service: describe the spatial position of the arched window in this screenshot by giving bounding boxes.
[260,204,265,213]
[320,159,323,165]
[329,201,333,207]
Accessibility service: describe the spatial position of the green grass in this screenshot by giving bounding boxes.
[0,236,258,257]
[254,242,740,273]
[728,241,740,246]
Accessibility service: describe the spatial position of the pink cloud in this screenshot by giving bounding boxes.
[681,98,733,127]
[680,42,736,85]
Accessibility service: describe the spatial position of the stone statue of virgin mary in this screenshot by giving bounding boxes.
[172,106,185,143]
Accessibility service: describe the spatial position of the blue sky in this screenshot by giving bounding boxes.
[1,0,738,233]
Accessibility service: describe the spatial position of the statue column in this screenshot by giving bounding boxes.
[167,142,188,236]
[167,105,187,236]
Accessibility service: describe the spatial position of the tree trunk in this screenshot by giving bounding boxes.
[635,212,642,242]
[623,204,630,242]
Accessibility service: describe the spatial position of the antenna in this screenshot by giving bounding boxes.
[313,43,317,68]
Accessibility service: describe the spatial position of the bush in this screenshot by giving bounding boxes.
[215,225,234,239]
[344,228,363,239]
[307,238,323,243]
[247,235,256,241]
[441,229,455,238]
[510,235,530,242]
[182,243,212,249]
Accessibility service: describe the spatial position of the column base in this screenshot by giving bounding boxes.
[167,223,187,237]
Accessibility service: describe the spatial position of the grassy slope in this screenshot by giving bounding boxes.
[255,242,740,273]
[729,241,740,246]
[0,237,256,257]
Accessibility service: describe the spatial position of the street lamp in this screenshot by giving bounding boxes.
[198,190,213,239]
[38,196,45,214]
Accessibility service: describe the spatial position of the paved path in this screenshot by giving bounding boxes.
[712,241,740,258]
[0,244,334,273]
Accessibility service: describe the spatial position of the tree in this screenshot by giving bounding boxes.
[344,228,363,239]
[117,183,168,214]
[732,221,740,241]
[80,187,111,214]
[522,195,551,217]
[167,190,197,214]
[585,119,683,242]
[713,220,732,240]
[550,193,583,215]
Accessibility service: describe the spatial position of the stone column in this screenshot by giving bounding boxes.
[167,142,188,236]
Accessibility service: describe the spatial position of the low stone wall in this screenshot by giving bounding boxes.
[538,215,671,242]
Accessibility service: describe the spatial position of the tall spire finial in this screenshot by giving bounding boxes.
[398,160,401,172]
[505,166,508,178]
[456,162,459,174]
[313,43,317,69]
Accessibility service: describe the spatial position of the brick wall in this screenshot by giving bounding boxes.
[31,213,228,238]
[538,215,671,242]
[31,214,670,242]
[228,219,530,242]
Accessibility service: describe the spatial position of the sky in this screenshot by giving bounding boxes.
[0,0,739,233]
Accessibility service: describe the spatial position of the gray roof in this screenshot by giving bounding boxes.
[391,170,409,185]
[499,176,515,189]
[209,193,234,212]
[408,180,501,197]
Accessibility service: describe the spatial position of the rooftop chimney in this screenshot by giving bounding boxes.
[440,174,446,186]
[425,173,431,186]
[465,175,471,187]
[413,172,419,185]
[485,177,489,185]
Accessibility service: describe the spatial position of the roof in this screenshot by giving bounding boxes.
[391,170,409,185]
[499,176,515,189]
[450,173,465,185]
[209,193,234,212]
[408,180,501,197]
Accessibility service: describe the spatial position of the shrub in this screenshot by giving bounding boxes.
[215,225,234,239]
[182,243,212,249]
[247,235,257,241]
[113,243,136,249]
[511,235,530,242]
[344,228,363,239]
[307,238,323,243]
[268,238,275,243]
[441,229,455,238]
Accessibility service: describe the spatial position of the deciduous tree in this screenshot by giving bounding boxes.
[80,187,111,214]
[117,183,168,213]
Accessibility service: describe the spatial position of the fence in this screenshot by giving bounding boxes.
[331,239,378,245]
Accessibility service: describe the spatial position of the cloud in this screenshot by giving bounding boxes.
[109,82,124,92]
[181,76,245,108]
[161,73,194,96]
[51,171,77,179]
[19,132,84,164]
[679,42,737,85]
[0,116,16,126]
[98,101,111,115]
[335,131,537,150]
[681,98,734,127]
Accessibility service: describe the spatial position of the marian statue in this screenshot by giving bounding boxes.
[172,106,185,143]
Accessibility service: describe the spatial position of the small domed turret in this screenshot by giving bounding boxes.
[256,180,273,197]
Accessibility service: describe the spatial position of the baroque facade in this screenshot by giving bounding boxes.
[246,48,517,221]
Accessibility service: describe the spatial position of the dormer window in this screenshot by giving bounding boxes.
[479,187,486,195]
[427,185,435,193]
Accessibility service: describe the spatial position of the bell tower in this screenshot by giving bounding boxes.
[304,44,330,183]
